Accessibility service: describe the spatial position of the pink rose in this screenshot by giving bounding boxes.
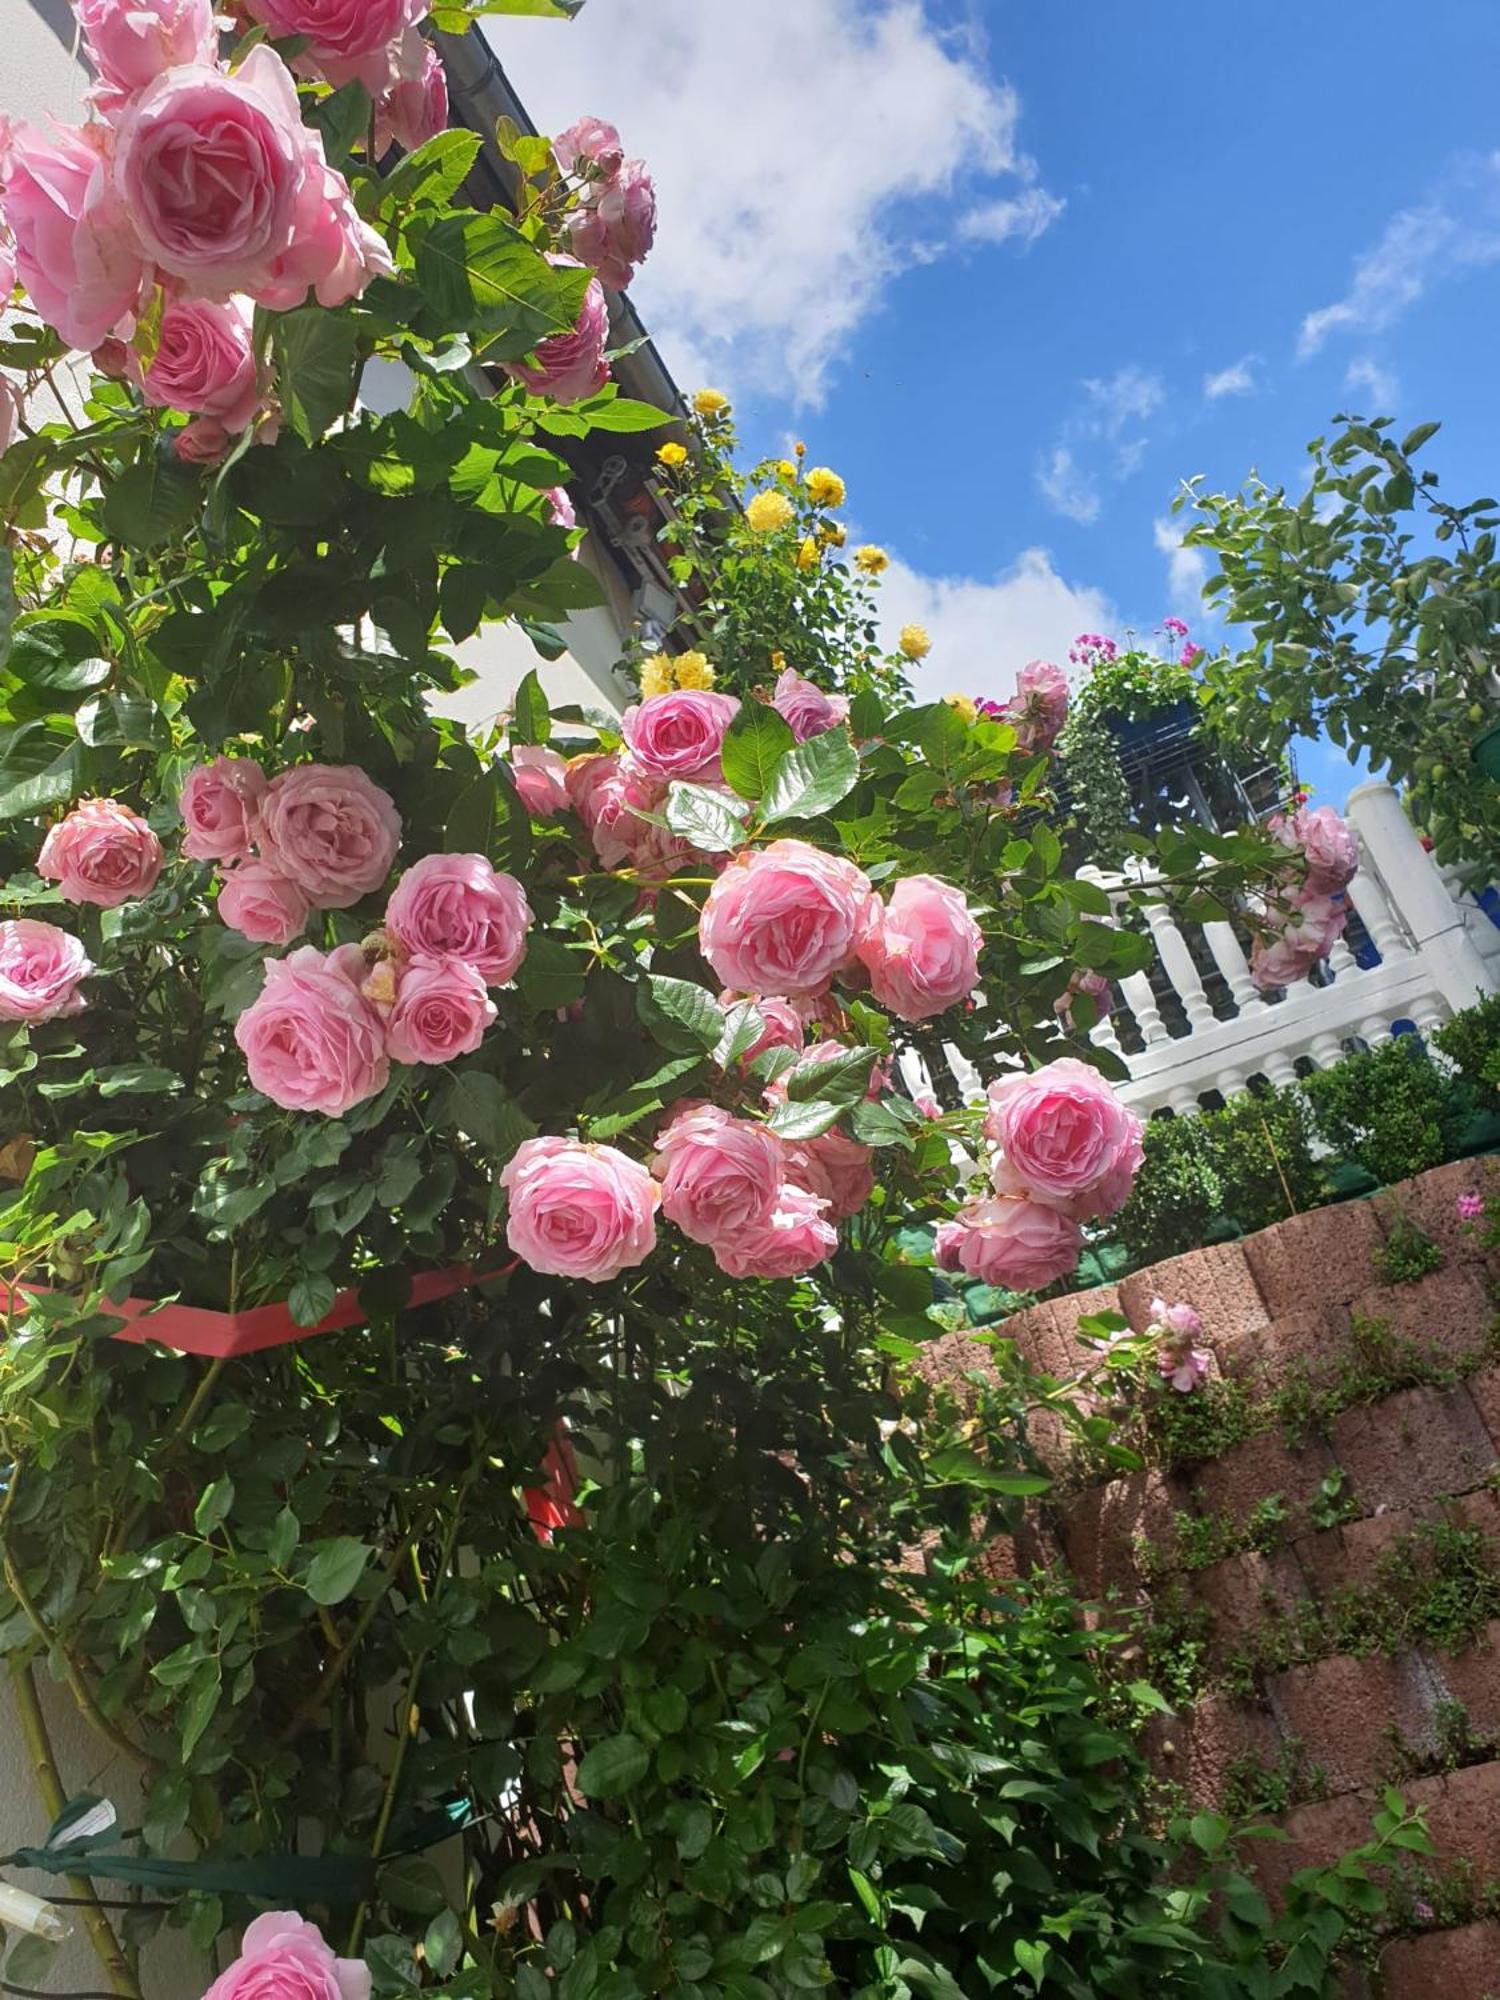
[385,853,532,985]
[0,919,91,1022]
[1150,1298,1204,1339]
[983,1057,1143,1221]
[217,863,309,947]
[951,1196,1082,1292]
[1004,659,1069,753]
[133,297,261,432]
[1158,1338,1212,1394]
[699,839,877,998]
[711,1179,837,1280]
[653,1102,783,1245]
[786,1127,874,1221]
[242,0,428,91]
[4,125,146,351]
[564,753,660,870]
[181,756,267,864]
[566,159,657,292]
[504,264,610,406]
[772,670,850,745]
[509,745,570,817]
[933,1218,966,1273]
[375,29,448,156]
[234,946,389,1116]
[74,0,217,98]
[1249,892,1347,992]
[1054,967,1113,1025]
[386,953,496,1066]
[856,874,981,1024]
[202,1912,369,2000]
[501,1136,658,1282]
[1270,804,1359,896]
[174,419,231,465]
[0,374,19,457]
[554,116,624,179]
[721,992,804,1064]
[38,798,163,908]
[620,690,741,784]
[257,764,401,910]
[545,485,577,532]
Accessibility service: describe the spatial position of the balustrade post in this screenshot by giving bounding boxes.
[1119,969,1169,1045]
[1203,919,1265,1015]
[1140,898,1217,1031]
[1346,782,1497,1009]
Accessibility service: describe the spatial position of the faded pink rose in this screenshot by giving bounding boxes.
[202,1912,369,2000]
[0,919,91,1022]
[652,1102,783,1246]
[234,946,389,1116]
[385,852,532,985]
[38,798,163,908]
[711,1179,837,1280]
[951,1196,1082,1292]
[933,1218,966,1273]
[4,124,146,350]
[0,375,19,457]
[375,29,448,156]
[554,116,624,180]
[181,756,267,864]
[217,862,309,947]
[1004,659,1069,754]
[564,753,661,870]
[856,874,981,1024]
[772,669,849,745]
[566,159,656,292]
[501,1136,658,1282]
[74,0,217,98]
[174,418,231,465]
[1270,804,1359,896]
[133,297,261,432]
[242,0,428,91]
[386,953,496,1066]
[983,1057,1143,1221]
[509,745,570,817]
[621,689,741,784]
[699,839,876,998]
[1150,1297,1204,1340]
[1249,892,1347,992]
[722,992,804,1064]
[786,1128,875,1221]
[545,485,576,532]
[1158,1337,1212,1394]
[503,265,609,406]
[257,764,401,910]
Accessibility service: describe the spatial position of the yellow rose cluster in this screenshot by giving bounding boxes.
[640,651,717,698]
[656,441,689,470]
[899,625,931,661]
[746,491,795,534]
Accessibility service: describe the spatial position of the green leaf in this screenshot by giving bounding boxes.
[305,1537,372,1607]
[179,1661,221,1761]
[100,454,202,549]
[568,397,671,433]
[443,1070,536,1162]
[305,80,371,168]
[288,1273,337,1328]
[0,545,13,671]
[761,729,860,824]
[422,1911,462,1981]
[512,667,551,745]
[0,721,81,821]
[379,130,483,211]
[639,975,723,1053]
[193,1478,234,1536]
[273,309,361,444]
[664,781,749,853]
[1401,421,1441,458]
[785,1046,877,1106]
[414,214,587,356]
[766,1098,844,1142]
[515,935,586,1012]
[721,702,796,802]
[96,1065,182,1098]
[848,1867,881,1922]
[575,1732,650,1799]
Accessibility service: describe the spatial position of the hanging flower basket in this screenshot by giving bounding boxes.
[1471,717,1500,781]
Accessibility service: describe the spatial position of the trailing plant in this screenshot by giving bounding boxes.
[1375,1211,1445,1285]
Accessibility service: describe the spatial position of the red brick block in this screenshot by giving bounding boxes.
[1191,1429,1337,1535]
[1294,1510,1417,1603]
[1265,1652,1438,1795]
[1196,1547,1309,1664]
[1379,1922,1500,2000]
[1055,1468,1189,1599]
[1349,1264,1496,1373]
[1330,1386,1496,1513]
[1376,1156,1500,1268]
[1142,1692,1280,1811]
[1119,1242,1270,1353]
[1003,1283,1123,1380]
[1242,1200,1387,1316]
[1408,1761,1500,1883]
[1436,1623,1500,1747]
[911,1328,995,1407]
[1251,1790,1380,1908]
[1227,1306,1352,1392]
[1469,1367,1500,1454]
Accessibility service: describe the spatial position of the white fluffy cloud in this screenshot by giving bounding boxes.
[958,186,1065,247]
[1203,355,1257,399]
[1343,355,1399,410]
[494,1,1053,404]
[1153,516,1209,617]
[1036,365,1164,523]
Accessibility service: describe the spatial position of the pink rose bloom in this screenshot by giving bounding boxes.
[174,418,231,465]
[0,375,19,457]
[621,690,741,784]
[1005,659,1069,754]
[504,265,610,406]
[181,756,267,864]
[257,764,401,910]
[567,158,657,292]
[711,1179,837,1281]
[4,125,146,351]
[217,863,309,947]
[242,0,428,91]
[1149,1298,1204,1339]
[787,1127,875,1221]
[1054,967,1113,1025]
[554,116,624,179]
[722,992,804,1064]
[501,1136,658,1282]
[699,839,877,998]
[545,485,577,532]
[933,1218,966,1273]
[386,953,496,1066]
[1158,1339,1213,1394]
[1457,1191,1484,1223]
[38,798,163,908]
[952,1196,1083,1292]
[1249,893,1347,992]
[856,874,981,1023]
[75,0,217,98]
[375,29,448,155]
[509,745,570,817]
[202,1912,369,2000]
[772,669,850,745]
[385,852,532,985]
[133,297,261,432]
[652,1102,783,1246]
[0,919,91,1022]
[564,753,661,870]
[1270,804,1359,896]
[234,946,389,1115]
[984,1057,1144,1221]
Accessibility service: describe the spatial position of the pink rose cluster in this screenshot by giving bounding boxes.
[502,256,610,407]
[554,115,657,294]
[0,3,393,418]
[1003,659,1069,754]
[772,669,849,744]
[1251,804,1359,991]
[202,1910,368,2000]
[562,689,744,885]
[1146,1297,1211,1393]
[938,1058,1143,1294]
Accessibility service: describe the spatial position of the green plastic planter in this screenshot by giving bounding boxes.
[1473,717,1500,780]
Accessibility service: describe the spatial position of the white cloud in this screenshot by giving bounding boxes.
[1035,446,1100,526]
[1036,365,1164,522]
[1203,355,1257,399]
[1343,355,1399,410]
[1298,150,1500,356]
[1153,516,1209,616]
[497,1,1046,405]
[958,186,1065,247]
[878,546,1118,702]
[1082,365,1165,435]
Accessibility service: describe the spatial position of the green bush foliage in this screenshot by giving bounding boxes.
[1435,989,1500,1105]
[1303,1035,1471,1187]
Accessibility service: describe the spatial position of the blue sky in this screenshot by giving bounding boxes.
[501,0,1500,810]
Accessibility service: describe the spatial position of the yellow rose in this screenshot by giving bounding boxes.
[775,459,798,481]
[770,651,787,672]
[692,389,730,418]
[806,467,846,508]
[746,491,795,533]
[898,624,931,661]
[945,693,978,724]
[797,537,820,572]
[855,544,890,576]
[655,441,688,469]
[640,655,674,698]
[821,522,847,548]
[673,650,716,689]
